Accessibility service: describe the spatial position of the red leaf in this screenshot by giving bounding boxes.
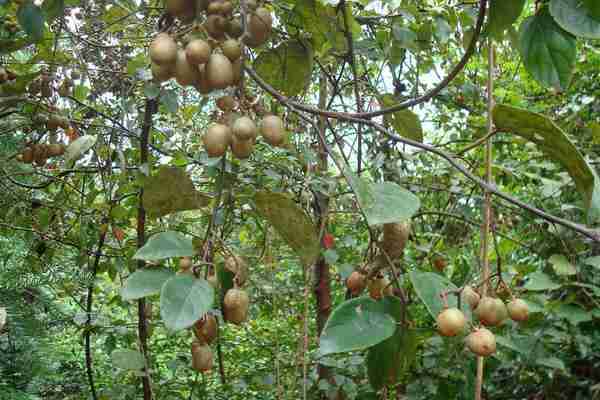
[322,233,335,249]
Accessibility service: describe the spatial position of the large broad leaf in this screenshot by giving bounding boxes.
[142,167,210,218]
[291,0,347,54]
[346,169,420,226]
[583,0,600,20]
[519,12,576,91]
[17,0,45,42]
[379,94,423,142]
[319,297,396,356]
[488,0,526,39]
[554,304,592,325]
[493,104,600,222]
[160,275,214,331]
[548,254,576,276]
[523,271,561,291]
[254,40,313,97]
[409,271,470,319]
[111,349,145,370]
[133,231,194,261]
[65,135,97,164]
[367,297,418,390]
[121,268,175,300]
[550,0,600,39]
[254,191,319,267]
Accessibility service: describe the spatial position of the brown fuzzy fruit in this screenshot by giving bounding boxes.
[220,1,233,15]
[224,254,248,286]
[461,286,480,310]
[203,123,232,157]
[207,272,219,288]
[466,327,496,356]
[195,65,213,95]
[432,256,447,272]
[224,288,249,324]
[346,271,366,296]
[47,115,62,130]
[0,67,7,83]
[166,0,195,18]
[180,256,193,270]
[368,276,391,300]
[245,7,272,48]
[185,39,211,65]
[231,135,255,159]
[47,144,66,157]
[149,33,178,65]
[205,54,233,89]
[175,49,199,87]
[260,115,285,146]
[21,147,34,164]
[232,116,257,141]
[227,18,244,38]
[436,307,466,337]
[191,340,213,373]
[216,95,235,112]
[193,314,218,344]
[474,296,506,327]
[507,298,528,322]
[151,62,173,82]
[206,0,222,14]
[33,144,48,166]
[205,14,227,40]
[381,221,410,260]
[222,39,242,62]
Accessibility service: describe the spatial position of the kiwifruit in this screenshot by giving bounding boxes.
[193,313,218,344]
[221,39,242,61]
[224,254,248,286]
[232,116,257,141]
[216,95,235,112]
[166,0,195,18]
[195,65,213,95]
[260,115,285,146]
[32,144,48,166]
[231,58,242,85]
[507,298,529,322]
[202,123,232,157]
[205,14,227,40]
[207,272,219,288]
[368,276,391,300]
[205,53,233,89]
[461,286,480,310]
[474,296,506,327]
[381,221,410,260]
[21,147,34,164]
[149,33,178,65]
[432,256,447,272]
[244,7,272,48]
[180,256,193,270]
[465,327,496,356]
[223,288,249,324]
[191,340,213,372]
[47,144,66,157]
[47,115,62,130]
[231,135,255,159]
[175,50,200,87]
[227,18,244,38]
[207,0,222,14]
[346,271,366,296]
[220,1,233,15]
[0,67,7,83]
[246,0,258,10]
[185,39,211,65]
[151,62,174,82]
[28,80,41,95]
[6,70,16,81]
[436,307,466,337]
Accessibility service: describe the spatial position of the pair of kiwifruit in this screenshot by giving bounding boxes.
[346,270,393,300]
[202,114,285,159]
[17,143,66,166]
[222,254,250,324]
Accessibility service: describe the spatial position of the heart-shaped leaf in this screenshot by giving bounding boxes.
[133,231,194,261]
[121,268,175,300]
[488,0,526,39]
[160,275,214,331]
[409,271,471,319]
[550,0,600,39]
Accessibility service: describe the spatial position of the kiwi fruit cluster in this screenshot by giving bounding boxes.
[436,285,530,357]
[346,270,367,296]
[16,143,66,166]
[366,273,393,300]
[223,253,250,324]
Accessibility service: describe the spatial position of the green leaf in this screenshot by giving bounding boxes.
[488,0,526,39]
[345,169,420,226]
[519,13,576,91]
[493,104,600,222]
[254,191,319,267]
[111,349,145,370]
[142,167,210,218]
[379,94,423,142]
[392,25,417,50]
[523,271,561,291]
[65,135,97,164]
[133,231,194,261]
[42,0,65,21]
[121,268,175,300]
[433,16,452,44]
[583,0,600,20]
[583,256,600,270]
[548,254,576,276]
[408,271,470,319]
[254,40,313,97]
[144,82,160,100]
[160,275,214,331]
[319,297,396,356]
[17,1,45,42]
[536,357,566,371]
[367,297,418,390]
[554,304,592,325]
[550,0,600,39]
[291,0,346,55]
[160,90,178,113]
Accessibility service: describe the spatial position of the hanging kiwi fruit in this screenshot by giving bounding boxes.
[202,123,232,158]
[223,287,249,324]
[191,340,213,372]
[466,327,496,356]
[232,116,257,141]
[260,115,285,146]
[17,143,65,166]
[185,39,211,65]
[205,53,234,89]
[149,33,178,66]
[381,221,410,261]
[346,270,366,296]
[193,313,218,344]
[224,254,248,286]
[244,7,273,48]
